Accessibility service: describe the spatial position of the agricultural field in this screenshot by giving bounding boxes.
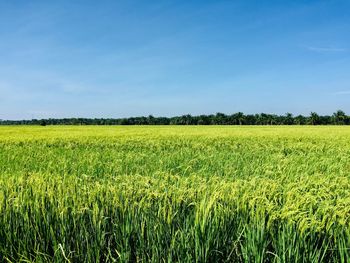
[0,126,350,262]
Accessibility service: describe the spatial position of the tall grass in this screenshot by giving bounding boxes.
[0,126,349,262]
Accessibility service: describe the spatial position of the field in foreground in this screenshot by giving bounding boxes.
[0,126,350,262]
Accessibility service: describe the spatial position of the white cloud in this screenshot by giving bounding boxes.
[333,90,350,95]
[305,46,347,53]
[26,110,59,119]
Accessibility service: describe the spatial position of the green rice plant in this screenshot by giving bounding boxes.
[0,126,350,262]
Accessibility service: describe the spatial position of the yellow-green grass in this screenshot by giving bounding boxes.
[0,126,350,262]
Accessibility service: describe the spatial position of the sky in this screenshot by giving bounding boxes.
[0,0,350,120]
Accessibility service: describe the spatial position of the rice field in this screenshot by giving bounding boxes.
[0,126,350,262]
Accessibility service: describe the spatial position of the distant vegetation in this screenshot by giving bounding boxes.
[1,110,350,125]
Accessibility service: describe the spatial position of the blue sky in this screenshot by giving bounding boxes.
[0,0,349,119]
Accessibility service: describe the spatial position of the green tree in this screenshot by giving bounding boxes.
[332,110,346,125]
[231,112,245,125]
[294,115,306,125]
[309,112,320,125]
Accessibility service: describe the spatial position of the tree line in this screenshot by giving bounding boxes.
[1,110,349,126]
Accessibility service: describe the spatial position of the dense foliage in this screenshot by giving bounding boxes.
[0,126,350,262]
[1,110,349,125]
